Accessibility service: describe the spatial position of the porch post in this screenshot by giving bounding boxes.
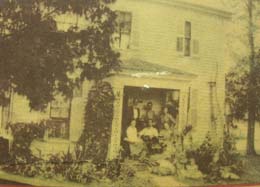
[178,88,189,132]
[108,85,124,160]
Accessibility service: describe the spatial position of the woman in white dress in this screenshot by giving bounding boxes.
[125,120,144,157]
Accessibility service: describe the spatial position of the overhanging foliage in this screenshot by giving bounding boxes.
[0,0,120,110]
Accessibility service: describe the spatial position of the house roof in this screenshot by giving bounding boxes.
[175,0,228,12]
[144,0,232,19]
[121,58,197,78]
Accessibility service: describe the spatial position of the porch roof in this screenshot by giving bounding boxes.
[121,58,197,78]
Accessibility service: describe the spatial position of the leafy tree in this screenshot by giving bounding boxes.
[226,58,249,121]
[227,51,260,152]
[225,0,260,155]
[0,0,120,110]
[245,0,260,155]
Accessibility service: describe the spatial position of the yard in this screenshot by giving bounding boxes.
[218,121,260,185]
[1,120,260,187]
[0,161,181,187]
[232,121,260,155]
[1,160,260,187]
[1,156,260,187]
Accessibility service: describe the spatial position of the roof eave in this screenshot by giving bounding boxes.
[117,69,197,82]
[131,0,232,19]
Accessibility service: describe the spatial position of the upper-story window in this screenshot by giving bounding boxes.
[114,11,132,49]
[184,21,191,56]
[176,21,199,57]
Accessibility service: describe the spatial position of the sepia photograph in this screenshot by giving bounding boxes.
[0,0,260,186]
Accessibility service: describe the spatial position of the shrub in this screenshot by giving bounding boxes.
[186,132,243,182]
[211,132,243,181]
[106,159,121,180]
[106,158,136,181]
[41,149,97,183]
[3,121,113,184]
[186,134,217,174]
[3,122,46,175]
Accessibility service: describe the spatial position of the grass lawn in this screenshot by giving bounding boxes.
[233,120,260,155]
[239,155,260,185]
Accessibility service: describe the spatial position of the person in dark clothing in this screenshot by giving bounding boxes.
[144,101,156,121]
[126,98,143,131]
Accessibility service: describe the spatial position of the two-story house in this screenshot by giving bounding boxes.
[0,0,231,159]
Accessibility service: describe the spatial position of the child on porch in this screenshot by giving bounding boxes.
[159,122,175,159]
[160,107,176,130]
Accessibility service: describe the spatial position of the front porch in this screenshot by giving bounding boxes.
[107,58,197,159]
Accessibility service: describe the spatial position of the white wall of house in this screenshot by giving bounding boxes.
[0,0,231,157]
[11,94,50,123]
[111,0,230,144]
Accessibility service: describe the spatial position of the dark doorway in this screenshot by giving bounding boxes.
[120,86,180,157]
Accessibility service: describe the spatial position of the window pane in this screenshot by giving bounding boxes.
[47,119,69,139]
[185,21,191,39]
[115,11,124,23]
[50,98,70,119]
[115,11,132,49]
[116,11,132,35]
[121,23,131,34]
[184,38,191,56]
[49,97,70,139]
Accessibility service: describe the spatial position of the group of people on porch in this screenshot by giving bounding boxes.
[123,98,178,158]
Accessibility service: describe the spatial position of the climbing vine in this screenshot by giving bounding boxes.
[78,81,115,165]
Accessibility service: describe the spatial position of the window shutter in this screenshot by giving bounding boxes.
[193,39,199,55]
[176,37,183,52]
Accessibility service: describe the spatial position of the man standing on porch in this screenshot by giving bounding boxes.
[126,98,142,131]
[144,101,156,121]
